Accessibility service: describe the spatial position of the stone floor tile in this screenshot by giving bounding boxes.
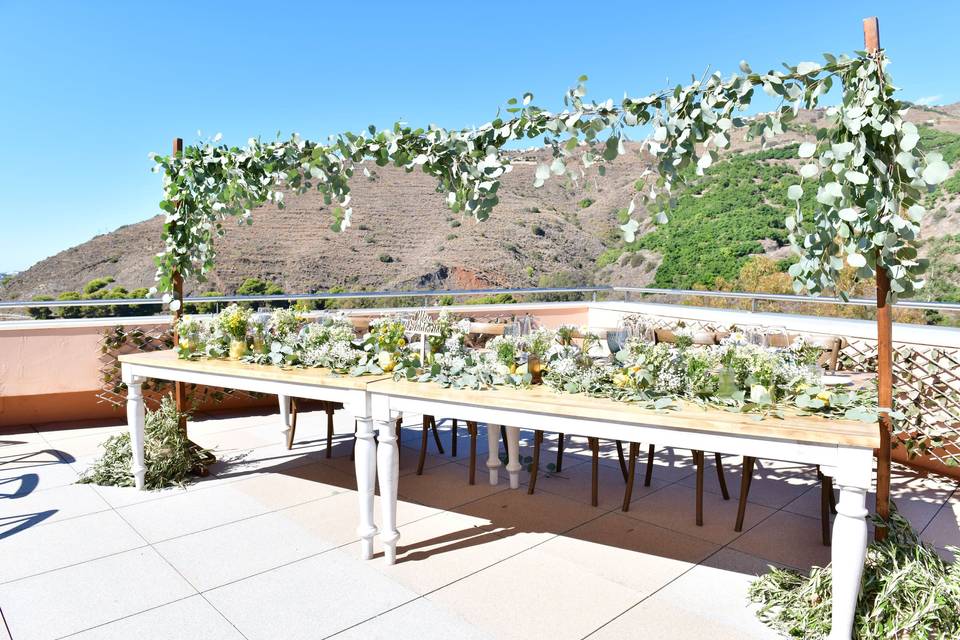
[427,543,643,640]
[454,485,608,547]
[1,510,145,583]
[676,456,817,508]
[1,446,79,492]
[86,480,191,509]
[920,494,960,549]
[396,461,510,510]
[623,483,775,545]
[34,421,125,443]
[330,597,493,640]
[155,492,363,591]
[529,455,670,509]
[728,510,831,571]
[542,511,718,595]
[67,595,245,640]
[352,510,538,594]
[0,482,110,536]
[587,548,780,640]
[0,427,44,447]
[205,549,417,640]
[118,463,353,542]
[0,547,195,640]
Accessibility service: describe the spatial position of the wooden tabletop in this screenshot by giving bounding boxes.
[367,378,881,449]
[119,349,391,390]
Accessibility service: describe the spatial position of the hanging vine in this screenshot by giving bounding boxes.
[150,50,949,307]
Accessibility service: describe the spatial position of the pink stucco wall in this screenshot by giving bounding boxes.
[0,303,592,428]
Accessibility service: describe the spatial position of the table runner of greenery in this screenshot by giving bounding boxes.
[176,307,878,421]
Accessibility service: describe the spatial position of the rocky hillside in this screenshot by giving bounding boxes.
[2,105,958,302]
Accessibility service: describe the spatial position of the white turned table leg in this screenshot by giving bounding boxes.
[827,450,872,640]
[126,376,146,490]
[278,394,291,441]
[505,426,521,489]
[354,416,378,561]
[376,416,401,564]
[486,423,502,485]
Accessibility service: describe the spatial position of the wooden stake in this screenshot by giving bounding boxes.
[171,137,187,431]
[863,16,892,540]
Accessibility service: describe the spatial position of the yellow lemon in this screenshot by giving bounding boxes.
[509,363,517,374]
[613,373,630,388]
[816,391,831,406]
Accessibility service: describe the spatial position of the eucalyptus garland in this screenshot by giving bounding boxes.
[151,50,949,306]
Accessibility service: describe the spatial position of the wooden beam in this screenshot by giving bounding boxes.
[171,137,187,430]
[863,16,892,540]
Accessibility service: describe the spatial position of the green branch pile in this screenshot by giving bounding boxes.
[78,395,205,489]
[749,509,960,639]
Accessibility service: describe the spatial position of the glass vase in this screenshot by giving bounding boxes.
[229,339,249,360]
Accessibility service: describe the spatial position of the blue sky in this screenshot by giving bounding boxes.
[0,0,956,273]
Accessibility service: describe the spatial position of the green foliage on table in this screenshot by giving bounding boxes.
[78,395,205,489]
[749,508,960,639]
[217,303,251,341]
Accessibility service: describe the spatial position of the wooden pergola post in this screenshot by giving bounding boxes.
[171,137,187,431]
[863,16,893,540]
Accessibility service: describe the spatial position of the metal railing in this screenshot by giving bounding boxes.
[2,285,959,314]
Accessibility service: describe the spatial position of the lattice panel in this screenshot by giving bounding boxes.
[97,325,259,412]
[622,313,960,470]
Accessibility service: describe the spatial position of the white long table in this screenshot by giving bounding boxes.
[367,379,879,640]
[121,350,879,640]
[118,350,391,560]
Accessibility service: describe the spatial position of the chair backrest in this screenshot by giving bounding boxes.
[467,322,506,336]
[653,329,719,345]
[763,333,846,371]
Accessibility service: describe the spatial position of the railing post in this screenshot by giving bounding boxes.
[751,298,757,313]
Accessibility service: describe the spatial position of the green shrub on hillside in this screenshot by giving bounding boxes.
[236,278,286,308]
[616,145,802,289]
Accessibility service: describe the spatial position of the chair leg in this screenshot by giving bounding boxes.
[715,452,730,500]
[350,421,357,462]
[429,415,444,454]
[821,474,833,546]
[695,450,705,526]
[622,442,639,512]
[287,398,298,450]
[416,416,429,476]
[644,444,655,487]
[735,456,756,532]
[555,433,565,472]
[527,430,544,495]
[451,419,458,458]
[822,466,837,514]
[616,440,628,482]
[325,402,334,458]
[589,437,600,507]
[396,416,403,466]
[467,421,478,485]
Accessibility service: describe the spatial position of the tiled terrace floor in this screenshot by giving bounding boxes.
[2,407,958,640]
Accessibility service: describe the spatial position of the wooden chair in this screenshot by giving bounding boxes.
[287,397,403,461]
[414,320,510,480]
[732,332,845,545]
[620,328,731,520]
